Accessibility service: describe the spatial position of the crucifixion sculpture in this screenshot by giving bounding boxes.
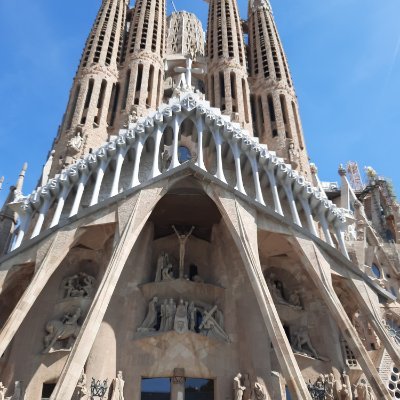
[172,225,195,278]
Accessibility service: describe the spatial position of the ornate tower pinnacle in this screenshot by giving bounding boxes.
[114,0,167,126]
[248,0,311,176]
[52,0,128,174]
[206,0,253,132]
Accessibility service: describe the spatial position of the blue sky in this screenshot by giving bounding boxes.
[0,0,399,205]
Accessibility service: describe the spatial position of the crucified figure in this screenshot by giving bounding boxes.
[172,225,195,278]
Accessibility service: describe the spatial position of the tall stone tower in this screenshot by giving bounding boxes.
[52,0,129,175]
[248,0,310,176]
[115,0,166,126]
[206,0,253,132]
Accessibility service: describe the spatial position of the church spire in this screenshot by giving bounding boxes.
[51,0,129,175]
[112,0,167,126]
[206,0,253,132]
[248,0,311,176]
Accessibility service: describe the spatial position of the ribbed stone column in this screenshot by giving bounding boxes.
[248,0,311,177]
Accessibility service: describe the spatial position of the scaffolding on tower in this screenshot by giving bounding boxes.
[346,161,365,192]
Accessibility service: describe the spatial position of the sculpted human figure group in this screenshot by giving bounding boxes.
[137,297,228,341]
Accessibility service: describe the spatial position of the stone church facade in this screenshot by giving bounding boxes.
[0,0,400,399]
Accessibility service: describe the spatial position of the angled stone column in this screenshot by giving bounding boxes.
[206,185,312,400]
[50,185,165,400]
[346,278,400,368]
[289,235,392,399]
[0,229,76,357]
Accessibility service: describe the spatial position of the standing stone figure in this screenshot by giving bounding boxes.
[111,371,125,400]
[76,372,89,399]
[188,301,196,331]
[174,299,189,333]
[0,383,6,400]
[172,225,195,278]
[155,252,166,282]
[160,299,168,332]
[165,298,177,331]
[292,327,318,359]
[138,297,158,332]
[233,373,246,400]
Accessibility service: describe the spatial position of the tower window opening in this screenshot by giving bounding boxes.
[280,94,292,139]
[122,69,131,110]
[135,64,144,105]
[66,84,81,130]
[242,78,250,123]
[372,263,381,279]
[84,79,95,110]
[108,82,120,127]
[267,95,276,122]
[156,69,162,105]
[147,65,155,107]
[230,72,236,100]
[292,101,304,149]
[250,95,259,137]
[94,79,107,126]
[219,72,225,99]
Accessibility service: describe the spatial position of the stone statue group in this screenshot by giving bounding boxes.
[137,296,229,342]
[233,373,267,400]
[76,371,125,400]
[308,373,376,400]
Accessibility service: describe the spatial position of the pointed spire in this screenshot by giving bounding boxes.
[16,162,28,194]
[250,0,272,12]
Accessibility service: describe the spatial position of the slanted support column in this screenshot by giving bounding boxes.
[289,236,392,399]
[90,160,108,206]
[207,187,312,400]
[346,279,400,368]
[0,230,76,357]
[229,139,246,195]
[50,186,165,400]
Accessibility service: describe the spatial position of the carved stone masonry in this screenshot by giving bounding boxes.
[43,307,82,353]
[137,297,229,342]
[62,272,96,299]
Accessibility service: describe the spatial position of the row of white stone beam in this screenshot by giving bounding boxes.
[9,93,349,258]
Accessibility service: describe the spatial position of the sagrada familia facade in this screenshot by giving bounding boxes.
[0,0,400,399]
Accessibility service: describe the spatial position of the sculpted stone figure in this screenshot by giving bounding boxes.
[288,290,302,308]
[356,379,375,400]
[174,299,189,333]
[188,301,196,331]
[111,371,125,400]
[62,273,95,298]
[0,383,6,400]
[199,306,230,342]
[165,298,177,331]
[254,382,267,400]
[43,308,82,353]
[138,297,158,332]
[292,326,318,359]
[233,373,246,400]
[159,299,168,332]
[172,225,195,278]
[77,372,89,399]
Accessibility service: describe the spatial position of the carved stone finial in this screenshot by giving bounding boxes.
[338,164,347,176]
[15,162,28,193]
[0,177,4,191]
[310,163,318,175]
